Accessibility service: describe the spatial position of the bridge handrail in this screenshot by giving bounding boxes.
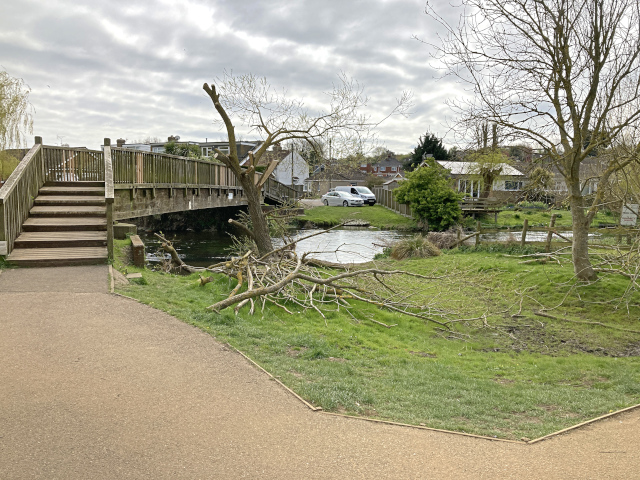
[110,147,239,188]
[104,142,115,259]
[0,141,45,256]
[42,145,104,182]
[110,147,301,201]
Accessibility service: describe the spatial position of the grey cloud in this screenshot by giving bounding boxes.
[3,0,463,152]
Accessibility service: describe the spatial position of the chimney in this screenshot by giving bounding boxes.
[273,143,282,152]
[117,138,125,147]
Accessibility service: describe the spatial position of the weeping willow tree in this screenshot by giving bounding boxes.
[0,70,33,181]
[0,70,33,149]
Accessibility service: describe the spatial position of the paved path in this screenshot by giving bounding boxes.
[1,266,638,479]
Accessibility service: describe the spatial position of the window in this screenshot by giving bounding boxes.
[391,166,397,172]
[504,181,523,190]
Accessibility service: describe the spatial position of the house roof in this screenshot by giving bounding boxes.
[383,177,405,185]
[372,156,403,168]
[437,161,525,177]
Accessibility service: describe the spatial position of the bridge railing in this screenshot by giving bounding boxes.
[110,147,301,201]
[0,139,46,256]
[110,148,240,188]
[43,146,105,182]
[263,177,300,203]
[104,141,115,260]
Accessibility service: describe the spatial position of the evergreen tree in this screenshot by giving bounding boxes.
[405,132,449,171]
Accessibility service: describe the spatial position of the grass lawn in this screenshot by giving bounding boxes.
[481,208,617,229]
[114,239,640,441]
[298,205,416,230]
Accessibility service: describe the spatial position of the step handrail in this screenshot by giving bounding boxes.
[0,139,45,256]
[104,140,115,260]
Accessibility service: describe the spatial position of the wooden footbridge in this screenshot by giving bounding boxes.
[0,137,300,267]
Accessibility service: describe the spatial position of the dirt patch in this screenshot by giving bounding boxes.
[483,323,640,357]
[409,351,437,358]
[494,378,515,385]
[287,347,308,357]
[538,404,559,412]
[327,357,348,363]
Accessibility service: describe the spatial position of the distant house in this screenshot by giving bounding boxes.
[240,144,309,190]
[436,161,526,200]
[544,157,603,197]
[360,152,404,177]
[382,173,405,190]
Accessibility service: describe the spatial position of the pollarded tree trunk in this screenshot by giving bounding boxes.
[569,184,597,281]
[239,172,274,256]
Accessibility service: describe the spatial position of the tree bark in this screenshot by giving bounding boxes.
[569,186,597,281]
[239,172,274,256]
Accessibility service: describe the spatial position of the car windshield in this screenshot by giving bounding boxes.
[355,187,372,194]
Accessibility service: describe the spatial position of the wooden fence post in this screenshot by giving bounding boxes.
[545,214,557,252]
[521,218,528,247]
[476,221,481,246]
[103,139,114,261]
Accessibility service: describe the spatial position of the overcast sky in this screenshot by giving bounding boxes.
[1,0,463,153]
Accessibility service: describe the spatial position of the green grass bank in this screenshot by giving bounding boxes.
[114,238,640,440]
[297,205,416,230]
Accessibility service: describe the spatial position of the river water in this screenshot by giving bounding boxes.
[138,228,619,268]
[139,227,411,267]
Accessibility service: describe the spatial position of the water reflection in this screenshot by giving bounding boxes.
[139,227,410,267]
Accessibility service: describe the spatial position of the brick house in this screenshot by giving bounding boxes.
[360,152,404,177]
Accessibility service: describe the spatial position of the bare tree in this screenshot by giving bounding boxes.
[203,72,411,256]
[426,0,640,280]
[0,70,33,149]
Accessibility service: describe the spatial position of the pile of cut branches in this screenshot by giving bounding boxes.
[154,229,464,328]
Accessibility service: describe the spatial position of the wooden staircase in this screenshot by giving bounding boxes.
[6,182,109,267]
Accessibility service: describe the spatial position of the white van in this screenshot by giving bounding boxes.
[335,186,376,206]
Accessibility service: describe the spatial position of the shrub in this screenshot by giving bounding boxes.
[390,235,441,260]
[392,158,463,231]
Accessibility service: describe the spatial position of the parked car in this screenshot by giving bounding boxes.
[334,186,376,205]
[321,190,364,207]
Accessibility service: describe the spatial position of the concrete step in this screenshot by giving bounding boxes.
[39,186,105,196]
[23,217,107,232]
[6,247,108,267]
[14,231,107,249]
[29,205,107,217]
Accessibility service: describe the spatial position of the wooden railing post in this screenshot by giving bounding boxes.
[0,198,6,256]
[104,138,115,260]
[521,218,529,247]
[545,214,557,252]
